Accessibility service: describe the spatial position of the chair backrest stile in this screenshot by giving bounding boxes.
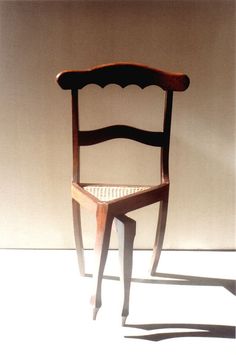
[72,89,80,183]
[162,90,173,184]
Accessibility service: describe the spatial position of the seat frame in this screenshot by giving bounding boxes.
[57,62,189,324]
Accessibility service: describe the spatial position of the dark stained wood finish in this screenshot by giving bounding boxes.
[57,62,190,91]
[57,62,190,324]
[161,91,173,183]
[72,89,80,182]
[79,125,164,147]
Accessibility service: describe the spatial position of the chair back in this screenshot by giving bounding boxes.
[57,63,190,183]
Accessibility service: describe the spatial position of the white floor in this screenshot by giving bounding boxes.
[0,249,235,355]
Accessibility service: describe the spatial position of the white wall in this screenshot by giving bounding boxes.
[0,1,235,249]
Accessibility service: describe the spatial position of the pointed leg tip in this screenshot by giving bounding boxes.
[93,307,99,320]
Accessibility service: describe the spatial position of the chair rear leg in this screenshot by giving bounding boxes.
[115,215,136,326]
[91,205,113,320]
[72,199,85,276]
[150,197,169,276]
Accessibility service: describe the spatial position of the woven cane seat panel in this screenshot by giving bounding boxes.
[83,185,150,202]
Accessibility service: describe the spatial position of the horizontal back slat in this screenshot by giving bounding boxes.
[78,125,165,147]
[57,62,190,92]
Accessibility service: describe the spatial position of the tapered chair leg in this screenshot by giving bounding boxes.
[91,205,113,320]
[115,215,136,326]
[150,197,169,276]
[72,199,85,276]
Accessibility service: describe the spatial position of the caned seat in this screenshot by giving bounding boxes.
[57,62,190,325]
[83,185,150,202]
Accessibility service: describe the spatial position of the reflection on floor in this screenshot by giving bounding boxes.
[0,250,235,355]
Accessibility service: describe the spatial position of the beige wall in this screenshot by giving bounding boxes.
[0,1,235,249]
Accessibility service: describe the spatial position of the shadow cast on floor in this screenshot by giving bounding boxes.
[124,323,235,342]
[85,272,236,295]
[84,272,235,342]
[152,271,236,296]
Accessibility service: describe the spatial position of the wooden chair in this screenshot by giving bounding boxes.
[57,63,190,324]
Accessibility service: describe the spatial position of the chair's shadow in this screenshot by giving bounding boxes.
[86,270,236,295]
[124,323,235,342]
[85,271,236,342]
[145,271,235,295]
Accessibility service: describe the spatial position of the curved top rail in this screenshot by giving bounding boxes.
[56,62,190,92]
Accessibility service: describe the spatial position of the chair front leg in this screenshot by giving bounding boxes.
[91,204,113,320]
[150,195,169,276]
[72,199,85,276]
[115,215,136,326]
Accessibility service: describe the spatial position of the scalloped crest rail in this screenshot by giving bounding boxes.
[57,62,190,91]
